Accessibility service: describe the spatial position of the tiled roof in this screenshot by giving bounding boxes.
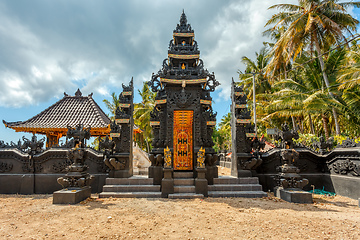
[3,89,110,130]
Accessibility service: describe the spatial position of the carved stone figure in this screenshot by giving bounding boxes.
[21,134,45,156]
[275,149,309,189]
[312,136,333,154]
[57,124,94,188]
[197,147,205,168]
[275,123,299,149]
[164,147,172,168]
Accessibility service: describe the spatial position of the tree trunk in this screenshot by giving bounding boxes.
[291,115,296,130]
[309,114,315,135]
[298,116,304,134]
[321,113,330,139]
[314,41,341,135]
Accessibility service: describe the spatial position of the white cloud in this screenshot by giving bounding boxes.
[198,0,298,102]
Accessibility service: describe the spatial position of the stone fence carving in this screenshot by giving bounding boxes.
[0,145,106,194]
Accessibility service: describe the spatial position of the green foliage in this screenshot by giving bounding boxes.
[133,82,156,152]
[212,112,231,152]
[293,133,319,148]
[103,92,121,120]
[235,1,360,139]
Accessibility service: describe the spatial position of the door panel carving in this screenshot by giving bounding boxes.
[173,110,193,170]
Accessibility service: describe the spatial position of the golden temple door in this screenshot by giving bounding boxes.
[173,110,193,170]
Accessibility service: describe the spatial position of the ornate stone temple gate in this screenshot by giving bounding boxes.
[147,11,219,193]
[100,11,267,199]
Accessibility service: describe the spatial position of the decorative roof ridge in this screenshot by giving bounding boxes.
[87,96,111,125]
[63,89,94,98]
[3,91,109,128]
[75,88,82,97]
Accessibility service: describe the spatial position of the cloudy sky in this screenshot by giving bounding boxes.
[0,0,358,143]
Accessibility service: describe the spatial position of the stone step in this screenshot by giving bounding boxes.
[174,178,195,186]
[99,192,162,198]
[174,186,195,193]
[102,185,160,192]
[105,177,154,185]
[208,191,267,198]
[213,177,259,185]
[168,193,204,199]
[208,184,263,192]
[173,172,193,178]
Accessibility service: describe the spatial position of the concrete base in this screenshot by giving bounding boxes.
[53,187,91,204]
[161,179,174,198]
[206,166,217,185]
[196,168,208,197]
[358,198,360,208]
[148,166,163,185]
[275,187,313,204]
[195,179,208,197]
[161,168,174,198]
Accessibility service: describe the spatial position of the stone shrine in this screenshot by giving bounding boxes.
[147,10,220,189]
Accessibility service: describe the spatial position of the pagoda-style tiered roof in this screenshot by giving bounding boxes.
[148,10,219,91]
[3,89,111,147]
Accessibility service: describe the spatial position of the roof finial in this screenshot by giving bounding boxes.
[174,9,192,33]
[180,9,187,26]
[75,88,82,97]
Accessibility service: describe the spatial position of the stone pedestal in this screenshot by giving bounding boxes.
[195,168,208,197]
[275,187,313,204]
[53,186,91,204]
[205,166,218,185]
[149,166,163,185]
[161,168,174,198]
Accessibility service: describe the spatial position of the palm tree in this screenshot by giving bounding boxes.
[338,40,360,89]
[265,0,360,135]
[263,26,291,80]
[103,92,121,120]
[133,82,156,152]
[239,46,273,131]
[266,47,346,138]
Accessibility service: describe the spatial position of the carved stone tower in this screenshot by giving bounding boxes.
[230,79,260,177]
[147,11,219,183]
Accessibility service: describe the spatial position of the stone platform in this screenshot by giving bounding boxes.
[208,176,267,198]
[53,187,91,204]
[99,176,161,198]
[168,172,204,199]
[275,187,313,204]
[99,174,267,199]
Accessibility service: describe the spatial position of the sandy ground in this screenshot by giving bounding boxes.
[1,195,359,239]
[1,167,359,240]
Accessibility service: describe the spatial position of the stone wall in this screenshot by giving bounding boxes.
[257,147,360,199]
[0,148,107,194]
